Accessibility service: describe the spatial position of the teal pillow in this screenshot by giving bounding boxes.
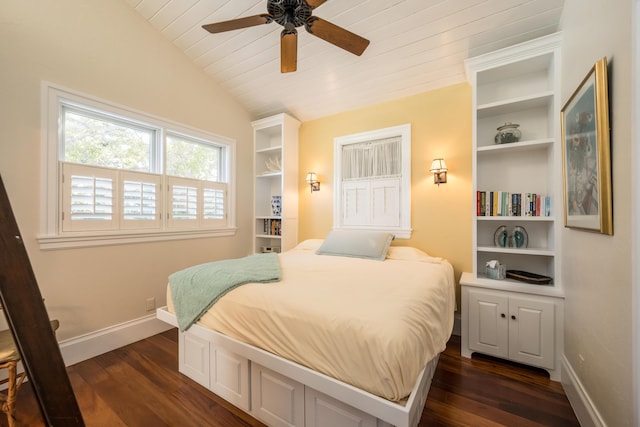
[316,230,394,261]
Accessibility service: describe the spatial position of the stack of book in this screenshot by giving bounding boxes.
[476,191,551,217]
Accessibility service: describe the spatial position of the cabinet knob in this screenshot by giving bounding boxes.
[501,313,506,318]
[511,315,516,320]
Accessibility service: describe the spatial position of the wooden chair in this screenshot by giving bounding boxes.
[0,319,60,427]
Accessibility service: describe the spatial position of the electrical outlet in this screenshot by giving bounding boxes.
[145,297,156,312]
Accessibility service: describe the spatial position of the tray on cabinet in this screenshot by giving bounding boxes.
[506,270,552,285]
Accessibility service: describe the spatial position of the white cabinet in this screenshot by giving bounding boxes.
[252,113,301,254]
[461,33,564,380]
[461,282,563,380]
[465,286,556,365]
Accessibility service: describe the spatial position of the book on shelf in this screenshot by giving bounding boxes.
[476,191,551,217]
[262,218,282,236]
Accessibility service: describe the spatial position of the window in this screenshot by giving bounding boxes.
[40,83,236,249]
[62,107,154,172]
[334,124,411,238]
[166,133,221,181]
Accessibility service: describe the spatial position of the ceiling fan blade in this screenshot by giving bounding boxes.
[305,17,369,56]
[281,31,298,73]
[305,0,328,8]
[202,14,272,34]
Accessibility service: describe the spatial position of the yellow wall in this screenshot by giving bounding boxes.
[298,83,473,306]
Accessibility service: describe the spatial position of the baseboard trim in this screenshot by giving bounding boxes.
[58,314,173,366]
[561,355,606,427]
[0,314,172,390]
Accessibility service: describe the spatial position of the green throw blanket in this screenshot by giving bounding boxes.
[169,253,281,331]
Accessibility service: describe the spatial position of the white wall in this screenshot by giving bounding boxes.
[560,1,634,425]
[0,1,254,341]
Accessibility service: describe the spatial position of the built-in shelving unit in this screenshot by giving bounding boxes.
[460,33,564,380]
[252,113,300,254]
[467,33,563,288]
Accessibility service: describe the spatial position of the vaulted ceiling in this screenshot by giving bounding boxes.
[127,0,564,122]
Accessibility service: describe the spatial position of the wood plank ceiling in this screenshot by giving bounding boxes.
[126,0,564,122]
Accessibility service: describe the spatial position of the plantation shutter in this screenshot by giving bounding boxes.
[342,181,370,226]
[202,182,227,227]
[62,163,117,232]
[168,177,199,229]
[340,137,401,227]
[371,179,400,226]
[167,177,227,229]
[120,171,161,229]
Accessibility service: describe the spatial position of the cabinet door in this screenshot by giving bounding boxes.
[467,289,509,359]
[508,296,555,369]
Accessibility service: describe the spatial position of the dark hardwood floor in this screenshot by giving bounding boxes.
[3,330,579,426]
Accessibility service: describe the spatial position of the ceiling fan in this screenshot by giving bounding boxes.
[202,0,370,73]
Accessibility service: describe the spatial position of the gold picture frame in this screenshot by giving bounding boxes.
[561,57,612,235]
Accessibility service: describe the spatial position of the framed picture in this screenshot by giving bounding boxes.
[561,57,613,235]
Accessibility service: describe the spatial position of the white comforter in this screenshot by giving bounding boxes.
[167,241,455,402]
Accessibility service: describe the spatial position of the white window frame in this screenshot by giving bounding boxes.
[333,124,412,238]
[39,82,237,250]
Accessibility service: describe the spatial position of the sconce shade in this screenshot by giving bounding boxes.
[429,158,447,185]
[305,172,320,192]
[429,158,448,173]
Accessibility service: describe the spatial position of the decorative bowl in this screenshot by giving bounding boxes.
[494,122,522,144]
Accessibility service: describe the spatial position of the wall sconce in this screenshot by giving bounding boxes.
[429,158,448,185]
[305,172,320,192]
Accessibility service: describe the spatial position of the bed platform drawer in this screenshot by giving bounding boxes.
[179,331,210,388]
[251,363,305,427]
[159,306,428,427]
[305,388,379,427]
[179,329,250,412]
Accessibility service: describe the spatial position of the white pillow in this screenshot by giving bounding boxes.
[315,230,394,261]
[385,246,439,262]
[293,239,324,251]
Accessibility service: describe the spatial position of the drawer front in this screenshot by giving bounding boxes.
[210,346,250,411]
[305,387,377,427]
[179,331,210,388]
[251,363,305,427]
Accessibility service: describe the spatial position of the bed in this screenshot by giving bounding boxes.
[157,233,455,427]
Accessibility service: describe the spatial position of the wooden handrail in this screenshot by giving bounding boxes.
[0,175,84,426]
